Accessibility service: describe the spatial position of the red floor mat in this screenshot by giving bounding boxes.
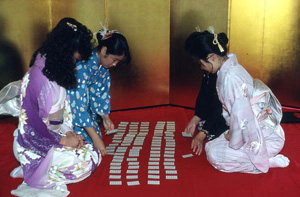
[1,106,300,197]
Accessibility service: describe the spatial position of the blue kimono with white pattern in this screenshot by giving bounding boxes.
[67,49,111,144]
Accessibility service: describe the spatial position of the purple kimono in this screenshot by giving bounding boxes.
[13,54,101,194]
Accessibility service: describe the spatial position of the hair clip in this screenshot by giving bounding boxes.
[207,26,224,52]
[66,22,77,31]
[195,26,201,32]
[93,22,119,40]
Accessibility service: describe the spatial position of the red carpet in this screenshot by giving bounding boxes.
[0,106,300,197]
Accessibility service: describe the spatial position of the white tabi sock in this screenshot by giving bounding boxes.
[269,154,290,168]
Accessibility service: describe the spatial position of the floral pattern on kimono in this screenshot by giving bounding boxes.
[67,49,111,144]
[15,54,101,193]
[215,54,283,173]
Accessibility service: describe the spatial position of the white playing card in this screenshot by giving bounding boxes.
[148,170,160,174]
[106,129,118,135]
[110,181,122,185]
[109,175,121,179]
[148,175,160,179]
[182,153,194,158]
[110,162,122,166]
[165,147,175,151]
[114,152,125,156]
[151,147,161,150]
[112,140,122,143]
[148,166,159,169]
[181,132,193,137]
[128,165,139,169]
[126,175,138,179]
[128,162,139,166]
[127,181,140,186]
[113,155,124,159]
[164,158,175,162]
[148,162,159,165]
[166,175,178,179]
[112,159,123,163]
[109,170,121,174]
[110,166,121,170]
[150,154,161,158]
[164,165,176,170]
[148,180,160,185]
[127,158,138,161]
[163,162,175,166]
[149,157,160,161]
[165,170,177,174]
[164,154,175,158]
[126,170,139,174]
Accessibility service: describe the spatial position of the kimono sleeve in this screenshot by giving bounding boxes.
[221,72,259,150]
[89,70,111,116]
[36,80,62,145]
[68,62,94,128]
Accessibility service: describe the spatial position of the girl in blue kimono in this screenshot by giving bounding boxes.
[67,28,131,156]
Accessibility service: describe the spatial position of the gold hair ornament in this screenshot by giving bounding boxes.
[207,26,224,52]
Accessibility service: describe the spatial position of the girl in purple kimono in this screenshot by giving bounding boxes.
[184,27,289,173]
[11,18,101,196]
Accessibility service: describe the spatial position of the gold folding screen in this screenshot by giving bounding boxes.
[0,0,299,109]
[170,0,228,108]
[228,0,300,107]
[107,0,170,110]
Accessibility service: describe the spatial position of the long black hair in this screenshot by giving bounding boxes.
[96,31,131,64]
[29,17,94,89]
[185,30,228,60]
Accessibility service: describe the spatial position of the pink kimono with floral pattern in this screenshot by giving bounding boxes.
[205,54,288,174]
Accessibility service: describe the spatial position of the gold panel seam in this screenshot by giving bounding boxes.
[48,0,52,30]
[105,0,109,28]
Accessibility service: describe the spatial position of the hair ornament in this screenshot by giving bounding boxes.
[66,22,77,31]
[195,26,201,32]
[207,26,224,53]
[94,22,119,40]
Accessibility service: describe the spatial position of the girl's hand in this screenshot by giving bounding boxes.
[225,131,230,141]
[94,139,107,156]
[191,131,206,156]
[74,133,85,148]
[60,131,80,148]
[102,115,115,132]
[184,116,201,134]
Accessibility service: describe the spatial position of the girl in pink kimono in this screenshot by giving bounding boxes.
[10,18,101,196]
[184,28,289,174]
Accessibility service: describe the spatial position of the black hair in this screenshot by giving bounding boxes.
[29,17,94,89]
[96,31,131,64]
[184,30,228,60]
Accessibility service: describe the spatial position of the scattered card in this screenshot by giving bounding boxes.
[181,132,193,137]
[106,129,118,135]
[182,153,194,158]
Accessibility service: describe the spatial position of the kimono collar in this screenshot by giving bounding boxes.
[93,48,108,71]
[218,53,239,75]
[35,53,46,69]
